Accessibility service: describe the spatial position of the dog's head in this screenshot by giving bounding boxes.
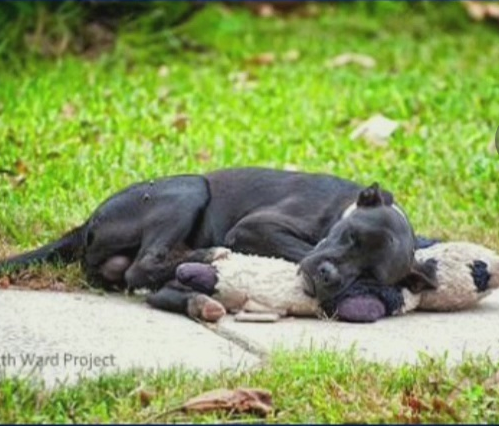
[298,183,437,304]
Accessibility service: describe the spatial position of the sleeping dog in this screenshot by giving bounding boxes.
[0,167,436,310]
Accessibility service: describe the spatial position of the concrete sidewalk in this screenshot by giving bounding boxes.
[2,288,499,387]
[217,292,499,364]
[0,289,259,387]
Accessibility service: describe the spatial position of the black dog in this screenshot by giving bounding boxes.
[0,167,437,314]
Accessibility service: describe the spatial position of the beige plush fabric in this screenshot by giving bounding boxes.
[212,252,321,317]
[415,242,499,311]
[207,241,499,318]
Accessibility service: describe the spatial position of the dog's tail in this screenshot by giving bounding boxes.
[0,225,87,273]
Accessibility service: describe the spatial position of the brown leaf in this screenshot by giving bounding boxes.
[482,370,499,389]
[172,114,189,132]
[326,53,376,69]
[195,150,212,163]
[246,52,276,66]
[432,396,461,422]
[0,276,10,289]
[139,389,156,407]
[15,160,28,176]
[61,103,77,120]
[181,388,272,417]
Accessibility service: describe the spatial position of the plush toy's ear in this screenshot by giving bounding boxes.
[398,258,439,294]
[357,183,394,207]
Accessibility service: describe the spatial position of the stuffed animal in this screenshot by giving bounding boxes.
[147,242,499,323]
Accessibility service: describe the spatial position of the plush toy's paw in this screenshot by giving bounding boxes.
[176,263,218,295]
[335,295,387,323]
[187,294,226,322]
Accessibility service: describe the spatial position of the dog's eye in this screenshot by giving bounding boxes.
[358,269,378,283]
[154,251,166,263]
[346,229,360,247]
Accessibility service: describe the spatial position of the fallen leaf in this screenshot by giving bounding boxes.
[350,114,399,147]
[181,388,272,417]
[462,1,487,20]
[246,52,276,66]
[158,65,170,78]
[172,114,189,132]
[0,276,10,289]
[15,160,28,176]
[257,3,275,17]
[195,150,212,163]
[61,103,77,119]
[482,370,499,389]
[139,389,155,407]
[462,1,499,21]
[326,53,376,69]
[486,3,499,18]
[282,49,300,62]
[432,396,461,422]
[9,175,27,188]
[229,71,259,91]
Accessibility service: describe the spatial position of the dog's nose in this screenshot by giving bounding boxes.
[317,261,337,285]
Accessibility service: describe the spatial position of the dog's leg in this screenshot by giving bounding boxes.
[83,176,210,291]
[224,211,315,262]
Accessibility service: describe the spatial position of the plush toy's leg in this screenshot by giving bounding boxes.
[175,262,219,295]
[187,294,227,322]
[146,284,226,322]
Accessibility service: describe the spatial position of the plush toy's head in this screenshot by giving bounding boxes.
[414,242,499,311]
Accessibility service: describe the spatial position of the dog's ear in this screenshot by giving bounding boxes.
[398,258,439,293]
[357,183,394,208]
[357,182,383,207]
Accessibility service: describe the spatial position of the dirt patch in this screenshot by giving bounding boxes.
[0,244,84,292]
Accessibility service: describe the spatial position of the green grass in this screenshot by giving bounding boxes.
[1,2,498,253]
[1,2,499,422]
[2,349,499,423]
